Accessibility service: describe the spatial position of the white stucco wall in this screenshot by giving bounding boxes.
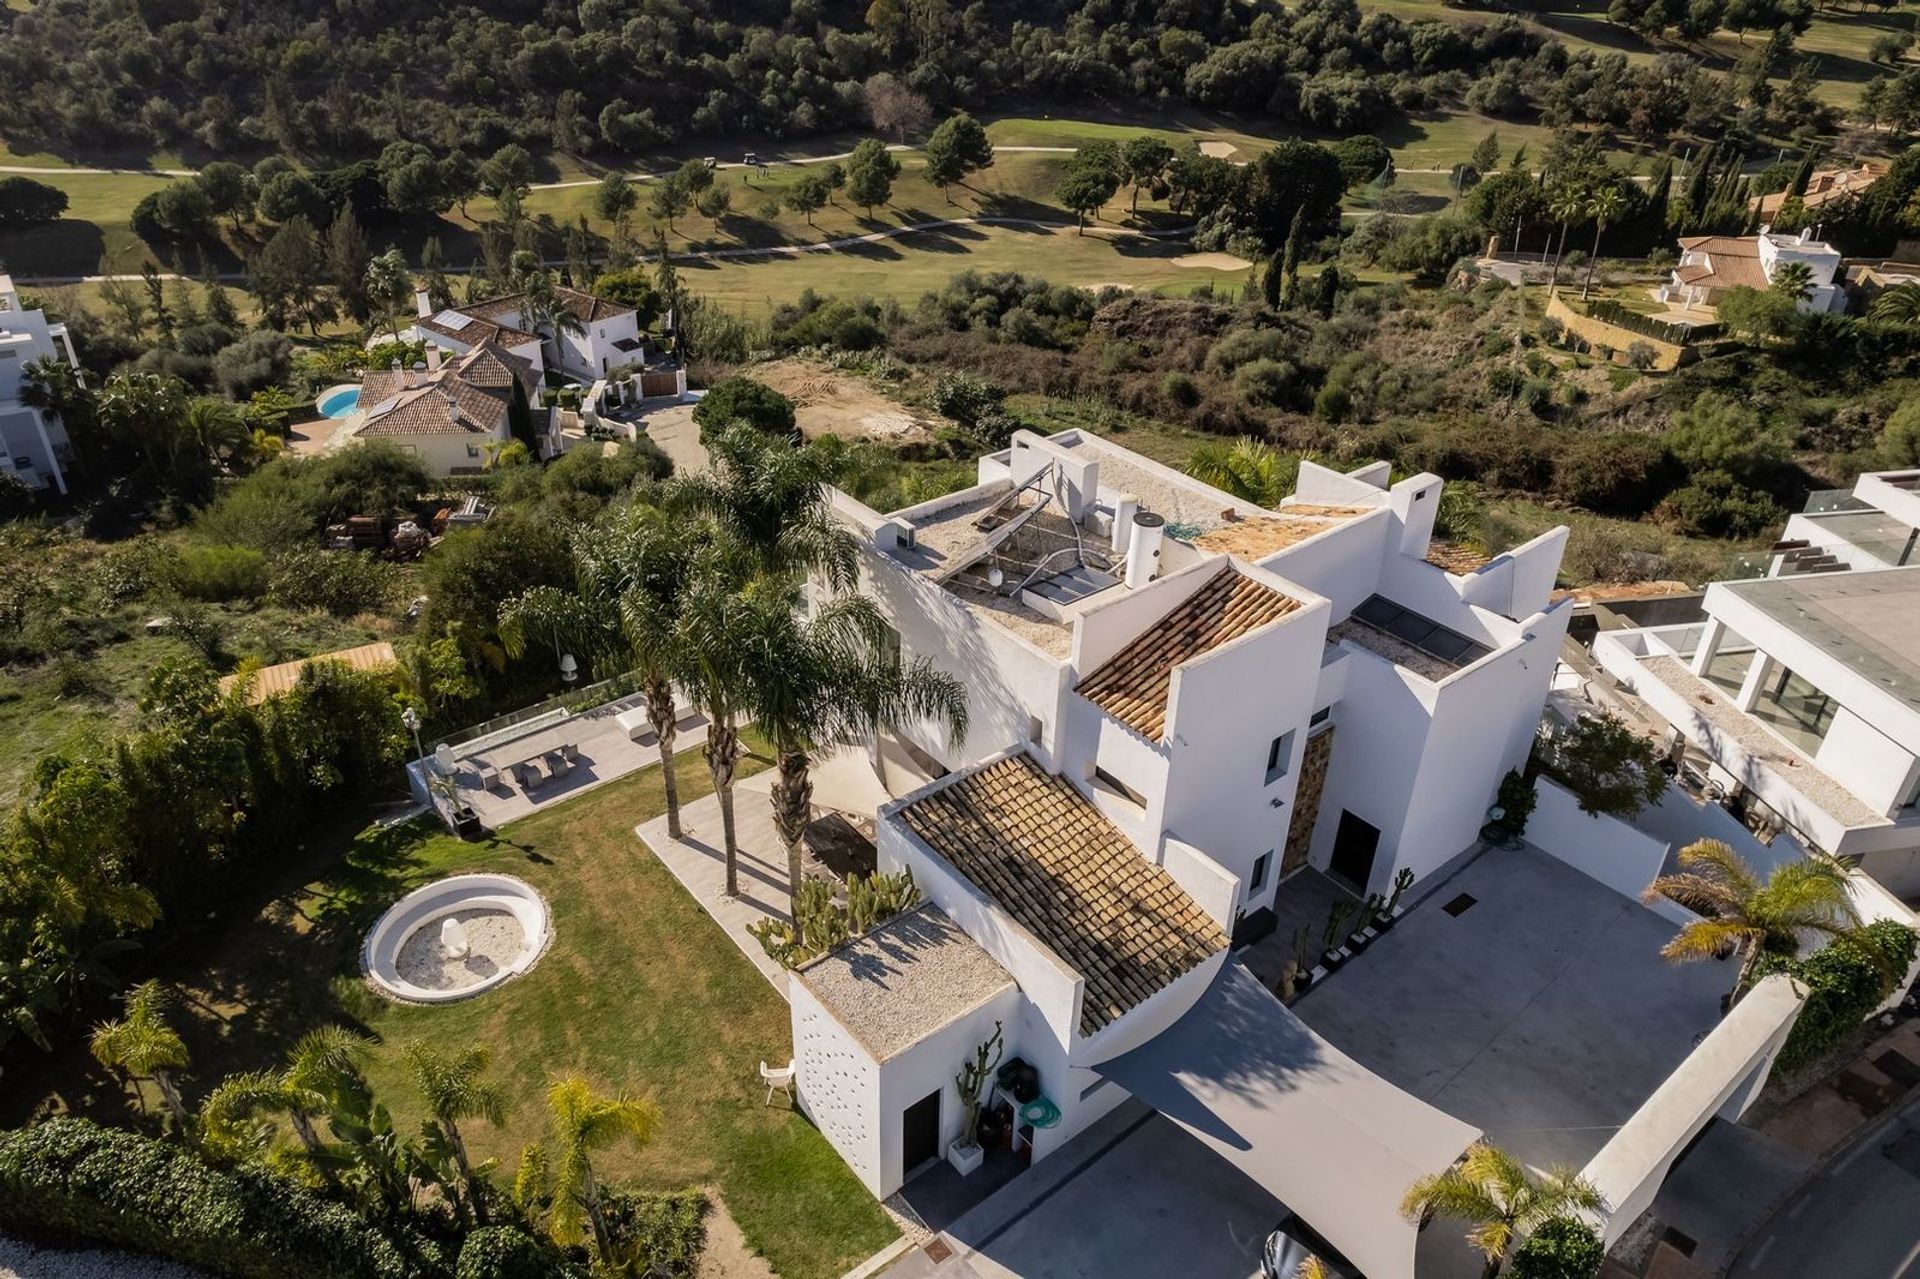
[791,979,883,1194]
[1581,975,1805,1245]
[1255,508,1393,622]
[873,986,1026,1195]
[1527,776,1672,904]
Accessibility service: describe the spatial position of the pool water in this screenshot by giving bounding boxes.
[318,387,361,418]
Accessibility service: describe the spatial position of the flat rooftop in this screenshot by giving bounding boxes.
[1295,845,1726,1171]
[793,904,1015,1062]
[1719,567,1920,713]
[1190,505,1374,559]
[1328,594,1494,681]
[896,753,1228,1036]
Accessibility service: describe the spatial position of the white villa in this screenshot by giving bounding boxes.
[330,344,534,476]
[402,284,673,386]
[786,431,1606,1275]
[1593,470,1920,896]
[1656,229,1846,314]
[0,272,81,493]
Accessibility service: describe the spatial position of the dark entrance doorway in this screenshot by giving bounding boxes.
[901,1089,941,1175]
[1328,811,1380,894]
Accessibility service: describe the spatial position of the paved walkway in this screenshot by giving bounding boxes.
[639,776,794,994]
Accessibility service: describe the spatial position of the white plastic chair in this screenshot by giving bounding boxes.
[760,1059,795,1106]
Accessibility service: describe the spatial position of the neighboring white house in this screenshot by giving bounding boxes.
[0,272,81,494]
[1656,229,1846,314]
[1592,470,1920,895]
[329,343,534,476]
[402,285,666,384]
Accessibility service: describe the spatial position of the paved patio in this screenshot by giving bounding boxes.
[1293,843,1728,1172]
[450,699,709,829]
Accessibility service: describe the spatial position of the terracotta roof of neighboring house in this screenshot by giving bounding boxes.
[218,642,397,704]
[353,344,533,439]
[1674,237,1768,291]
[898,753,1228,1036]
[1077,568,1299,739]
[462,285,635,327]
[1190,506,1373,559]
[415,310,540,348]
[1754,164,1886,217]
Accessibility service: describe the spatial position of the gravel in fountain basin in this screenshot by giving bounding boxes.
[395,907,527,992]
[363,873,552,1005]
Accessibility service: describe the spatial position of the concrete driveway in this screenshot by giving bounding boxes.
[885,1102,1282,1279]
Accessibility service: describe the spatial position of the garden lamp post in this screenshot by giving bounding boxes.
[401,706,424,762]
[559,653,578,684]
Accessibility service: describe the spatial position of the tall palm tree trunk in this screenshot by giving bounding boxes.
[707,719,740,896]
[153,1068,189,1134]
[580,1162,613,1263]
[1549,220,1571,298]
[771,752,814,943]
[443,1118,485,1223]
[647,676,682,838]
[1582,222,1605,299]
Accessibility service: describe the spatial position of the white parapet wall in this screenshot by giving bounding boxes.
[1527,776,1676,913]
[1580,973,1806,1245]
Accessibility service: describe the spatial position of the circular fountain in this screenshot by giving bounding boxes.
[363,874,551,1004]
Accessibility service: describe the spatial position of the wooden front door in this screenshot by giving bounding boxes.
[1281,727,1334,876]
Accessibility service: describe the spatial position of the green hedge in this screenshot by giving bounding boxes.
[1584,299,1713,347]
[0,1119,451,1279]
[1511,1216,1604,1279]
[1759,920,1919,1074]
[455,1227,584,1279]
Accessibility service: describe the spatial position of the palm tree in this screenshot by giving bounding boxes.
[520,270,587,372]
[669,425,859,589]
[1869,282,1920,326]
[200,1025,373,1182]
[743,591,967,943]
[183,397,249,470]
[1401,1142,1604,1279]
[1545,187,1587,299]
[545,1073,661,1262]
[1579,186,1626,301]
[405,1042,507,1224]
[20,357,101,484]
[1642,840,1858,1005]
[669,551,764,898]
[90,980,191,1133]
[1183,438,1296,508]
[1770,260,1815,304]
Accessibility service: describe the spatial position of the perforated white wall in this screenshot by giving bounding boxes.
[792,985,881,1193]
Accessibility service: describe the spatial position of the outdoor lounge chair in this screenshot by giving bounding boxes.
[760,1059,795,1106]
[544,749,573,779]
[558,742,580,764]
[512,759,545,792]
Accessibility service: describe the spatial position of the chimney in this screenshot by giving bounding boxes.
[426,344,442,373]
[415,289,432,318]
[406,360,425,389]
[1110,494,1138,553]
[1123,511,1165,590]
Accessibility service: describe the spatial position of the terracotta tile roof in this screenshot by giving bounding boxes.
[417,312,540,348]
[218,642,396,704]
[352,344,533,439]
[898,754,1229,1036]
[1077,568,1299,739]
[462,284,635,327]
[1678,235,1761,256]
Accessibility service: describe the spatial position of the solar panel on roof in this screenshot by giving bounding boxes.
[1348,593,1494,672]
[432,309,474,328]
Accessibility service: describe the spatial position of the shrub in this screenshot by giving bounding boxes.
[1536,712,1667,818]
[692,376,798,443]
[1313,382,1352,423]
[1538,314,1565,345]
[929,371,1007,427]
[1758,921,1919,1074]
[1494,769,1536,836]
[1654,471,1781,539]
[455,1226,582,1279]
[1233,358,1297,408]
[1511,1216,1604,1279]
[1551,434,1677,516]
[601,1189,707,1278]
[1625,340,1657,371]
[166,544,269,602]
[0,1118,448,1279]
[1161,371,1200,408]
[267,548,397,616]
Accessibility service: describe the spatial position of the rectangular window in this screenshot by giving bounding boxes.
[1309,707,1331,727]
[466,444,481,459]
[1249,852,1272,892]
[1091,764,1148,810]
[1265,730,1296,784]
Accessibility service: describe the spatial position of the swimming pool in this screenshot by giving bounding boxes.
[317,385,361,418]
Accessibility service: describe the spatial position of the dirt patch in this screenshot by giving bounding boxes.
[696,1190,779,1279]
[750,359,937,444]
[1198,140,1238,159]
[1170,251,1253,271]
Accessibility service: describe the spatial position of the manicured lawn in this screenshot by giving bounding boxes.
[6,734,895,1279]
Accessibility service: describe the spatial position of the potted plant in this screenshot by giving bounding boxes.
[950,1021,1003,1176]
[1320,900,1356,971]
[1381,867,1415,926]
